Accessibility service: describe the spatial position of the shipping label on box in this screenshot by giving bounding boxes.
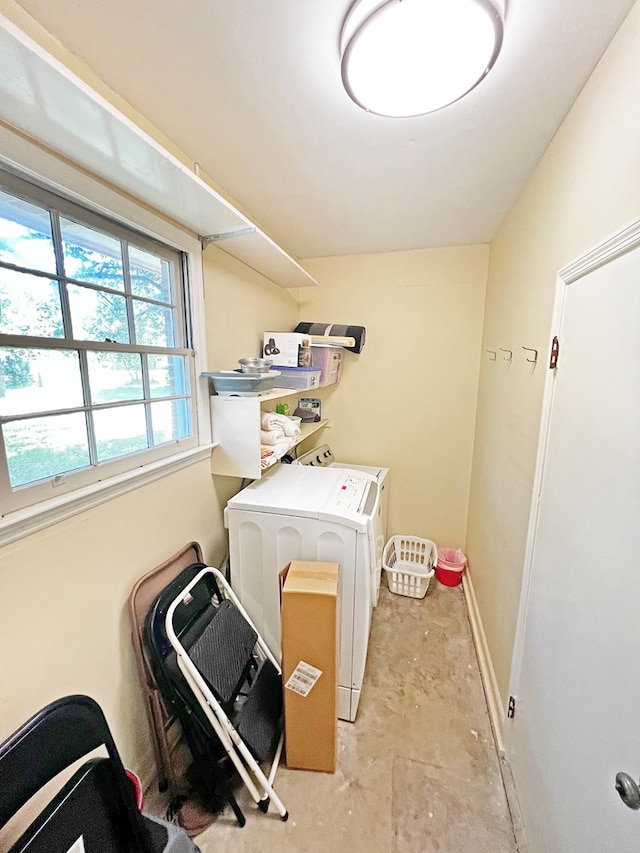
[263,332,312,367]
[285,660,323,697]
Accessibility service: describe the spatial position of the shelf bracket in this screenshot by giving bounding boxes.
[201,226,257,248]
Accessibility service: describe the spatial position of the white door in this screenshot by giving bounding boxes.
[508,233,640,851]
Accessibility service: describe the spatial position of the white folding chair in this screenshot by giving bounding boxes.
[164,567,288,821]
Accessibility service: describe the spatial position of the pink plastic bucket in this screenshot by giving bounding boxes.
[436,548,467,587]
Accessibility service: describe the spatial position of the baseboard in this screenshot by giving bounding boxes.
[461,571,505,756]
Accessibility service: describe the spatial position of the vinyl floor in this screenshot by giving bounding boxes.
[193,579,520,853]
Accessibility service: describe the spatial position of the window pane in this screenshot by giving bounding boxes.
[0,189,56,273]
[133,300,175,347]
[151,399,191,444]
[4,413,90,487]
[0,269,63,337]
[0,348,83,415]
[60,217,124,290]
[148,354,187,398]
[94,404,148,462]
[68,284,130,343]
[0,169,193,510]
[129,245,172,302]
[87,351,143,404]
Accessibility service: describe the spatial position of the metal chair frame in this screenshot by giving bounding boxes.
[164,567,288,822]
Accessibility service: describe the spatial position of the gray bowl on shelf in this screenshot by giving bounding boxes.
[202,370,280,396]
[238,357,273,374]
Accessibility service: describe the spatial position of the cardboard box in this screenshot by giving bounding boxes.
[263,332,312,367]
[311,345,343,386]
[280,560,340,773]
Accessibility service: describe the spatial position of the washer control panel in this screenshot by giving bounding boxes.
[328,470,375,516]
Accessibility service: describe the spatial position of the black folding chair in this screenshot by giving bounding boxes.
[145,564,288,826]
[0,694,200,852]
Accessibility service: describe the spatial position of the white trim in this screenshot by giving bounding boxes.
[506,216,640,755]
[0,444,213,547]
[560,217,640,284]
[505,276,564,729]
[461,571,505,755]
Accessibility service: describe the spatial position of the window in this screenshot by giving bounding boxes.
[0,168,200,517]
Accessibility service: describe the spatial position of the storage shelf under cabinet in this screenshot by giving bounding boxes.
[210,387,329,479]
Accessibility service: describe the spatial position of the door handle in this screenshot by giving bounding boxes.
[615,772,640,810]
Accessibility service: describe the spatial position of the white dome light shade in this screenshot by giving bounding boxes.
[340,0,504,117]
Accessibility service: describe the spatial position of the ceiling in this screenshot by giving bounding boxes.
[10,0,637,260]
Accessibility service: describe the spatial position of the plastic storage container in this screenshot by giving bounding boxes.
[274,366,322,390]
[436,548,467,586]
[382,536,437,599]
[311,346,343,386]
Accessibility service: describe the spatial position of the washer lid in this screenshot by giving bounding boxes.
[331,461,389,482]
[226,464,376,531]
[294,443,389,483]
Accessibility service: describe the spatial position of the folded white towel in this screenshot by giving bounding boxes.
[261,428,286,445]
[282,417,301,438]
[261,411,284,431]
[261,411,302,437]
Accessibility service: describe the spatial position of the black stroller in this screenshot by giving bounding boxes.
[144,563,288,827]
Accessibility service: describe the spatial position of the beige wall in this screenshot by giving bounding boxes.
[300,246,488,547]
[203,246,298,369]
[0,249,298,785]
[466,1,640,707]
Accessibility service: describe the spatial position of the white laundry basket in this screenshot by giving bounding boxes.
[382,536,437,599]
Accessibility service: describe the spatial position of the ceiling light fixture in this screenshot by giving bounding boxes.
[340,0,505,118]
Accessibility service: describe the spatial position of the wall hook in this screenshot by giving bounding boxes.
[500,348,513,361]
[486,350,497,361]
[522,346,538,363]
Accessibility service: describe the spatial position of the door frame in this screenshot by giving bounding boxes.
[505,215,640,754]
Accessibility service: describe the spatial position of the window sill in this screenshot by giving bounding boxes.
[0,444,215,548]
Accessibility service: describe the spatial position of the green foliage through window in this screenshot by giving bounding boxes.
[0,169,194,507]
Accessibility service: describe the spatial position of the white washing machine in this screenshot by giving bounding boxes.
[224,463,381,722]
[292,444,390,605]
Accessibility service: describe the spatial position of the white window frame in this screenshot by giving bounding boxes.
[0,124,212,547]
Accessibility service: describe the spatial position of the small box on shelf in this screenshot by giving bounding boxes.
[263,332,312,367]
[298,397,321,420]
